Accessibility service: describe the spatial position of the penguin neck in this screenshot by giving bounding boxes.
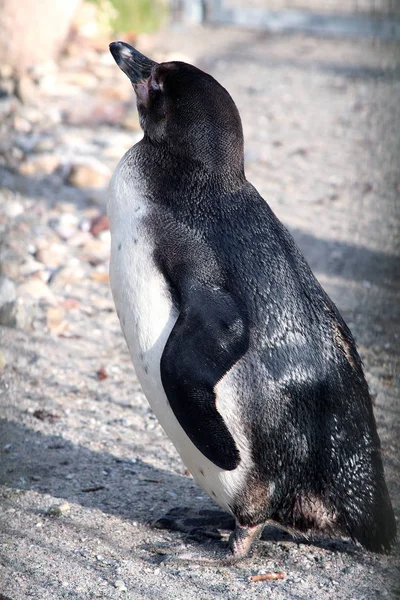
[138,135,246,209]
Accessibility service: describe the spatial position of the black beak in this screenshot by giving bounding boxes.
[109,41,156,83]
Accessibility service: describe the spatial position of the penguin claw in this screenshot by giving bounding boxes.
[157,543,247,566]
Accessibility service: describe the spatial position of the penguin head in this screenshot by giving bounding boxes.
[109,41,244,175]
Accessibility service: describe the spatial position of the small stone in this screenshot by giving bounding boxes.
[53,213,79,240]
[13,115,32,133]
[15,75,38,104]
[49,264,85,289]
[33,137,56,153]
[47,502,70,517]
[0,276,17,326]
[0,350,5,370]
[17,279,53,300]
[0,64,14,79]
[89,214,109,237]
[13,301,36,331]
[90,270,109,283]
[3,200,23,218]
[19,259,45,277]
[114,580,127,592]
[80,237,109,264]
[0,79,15,96]
[47,306,67,334]
[0,97,16,118]
[67,160,111,189]
[18,154,60,176]
[36,243,68,268]
[20,105,42,124]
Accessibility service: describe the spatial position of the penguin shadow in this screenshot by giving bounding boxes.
[289,227,400,292]
[0,419,196,526]
[151,505,362,560]
[1,419,361,560]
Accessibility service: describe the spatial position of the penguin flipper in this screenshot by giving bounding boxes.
[160,284,248,471]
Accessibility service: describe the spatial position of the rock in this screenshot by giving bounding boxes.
[15,75,38,104]
[49,264,86,290]
[0,350,5,370]
[0,276,17,326]
[67,160,111,189]
[19,105,43,124]
[33,137,56,153]
[90,270,109,283]
[89,214,109,237]
[47,306,68,335]
[114,580,127,592]
[80,237,109,265]
[19,259,45,277]
[14,300,37,331]
[15,134,41,153]
[13,114,32,133]
[35,243,68,268]
[0,96,17,119]
[52,213,79,241]
[17,279,53,300]
[0,64,14,79]
[18,154,60,177]
[47,502,70,517]
[3,199,23,218]
[0,78,15,96]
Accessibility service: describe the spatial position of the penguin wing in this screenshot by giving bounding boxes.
[160,283,248,471]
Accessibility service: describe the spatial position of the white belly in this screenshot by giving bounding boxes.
[107,155,252,514]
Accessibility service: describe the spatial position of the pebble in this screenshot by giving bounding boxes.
[33,137,56,153]
[17,279,53,300]
[0,276,17,326]
[67,160,111,189]
[3,199,24,218]
[18,154,60,176]
[0,64,14,79]
[15,75,38,104]
[47,306,68,335]
[36,243,68,268]
[13,115,32,133]
[19,259,46,277]
[53,213,80,240]
[47,502,71,517]
[114,580,127,591]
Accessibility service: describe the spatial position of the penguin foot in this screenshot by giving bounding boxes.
[151,508,264,564]
[228,522,265,560]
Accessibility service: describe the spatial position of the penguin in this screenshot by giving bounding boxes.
[107,41,396,560]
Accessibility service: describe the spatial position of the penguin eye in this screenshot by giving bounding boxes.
[150,78,162,93]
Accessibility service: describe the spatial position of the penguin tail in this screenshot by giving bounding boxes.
[344,490,397,554]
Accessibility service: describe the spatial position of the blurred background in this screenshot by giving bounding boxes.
[0,1,399,598]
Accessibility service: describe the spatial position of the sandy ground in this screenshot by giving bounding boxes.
[0,25,399,600]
